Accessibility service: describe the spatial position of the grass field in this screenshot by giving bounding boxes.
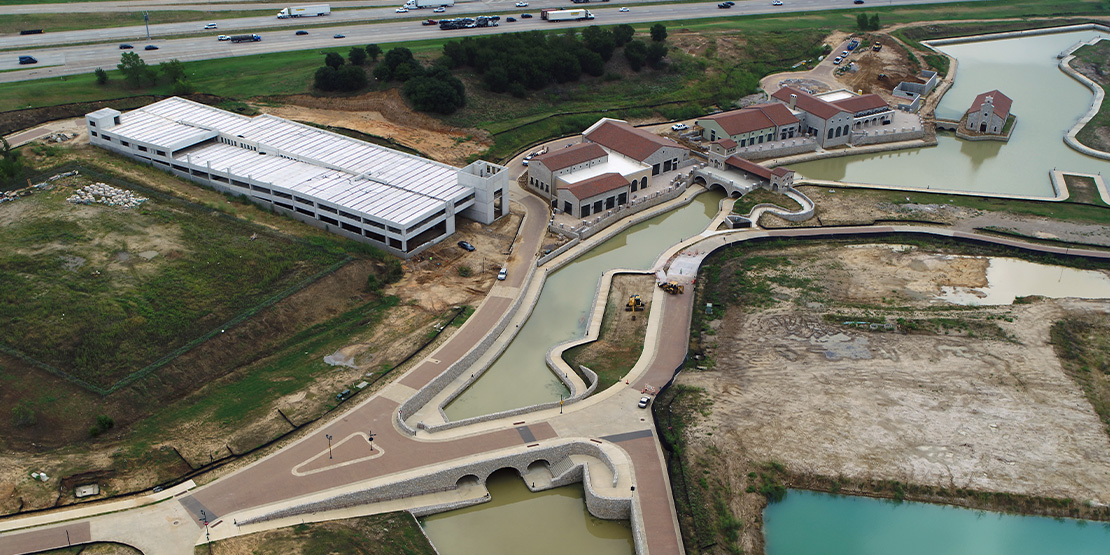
[0,166,348,392]
[1071,39,1110,153]
[0,10,267,35]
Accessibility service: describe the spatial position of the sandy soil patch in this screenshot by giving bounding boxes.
[257,89,490,167]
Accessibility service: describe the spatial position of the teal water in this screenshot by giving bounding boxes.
[790,30,1109,197]
[765,490,1110,555]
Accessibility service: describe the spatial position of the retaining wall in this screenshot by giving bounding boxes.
[1059,36,1110,161]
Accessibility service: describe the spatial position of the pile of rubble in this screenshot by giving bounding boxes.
[67,182,147,209]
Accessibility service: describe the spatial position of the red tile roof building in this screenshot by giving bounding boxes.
[770,86,855,148]
[696,104,801,146]
[583,118,690,176]
[964,90,1013,135]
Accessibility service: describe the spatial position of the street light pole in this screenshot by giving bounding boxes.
[143,12,150,41]
[326,434,333,459]
[367,430,376,452]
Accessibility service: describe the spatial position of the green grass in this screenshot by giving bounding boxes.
[0,167,348,391]
[562,282,650,391]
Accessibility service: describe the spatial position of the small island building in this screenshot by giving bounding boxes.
[964,90,1013,135]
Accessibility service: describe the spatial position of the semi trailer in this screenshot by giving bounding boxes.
[276,4,331,18]
[540,8,594,21]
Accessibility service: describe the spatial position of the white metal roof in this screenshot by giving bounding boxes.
[559,152,649,185]
[107,97,469,228]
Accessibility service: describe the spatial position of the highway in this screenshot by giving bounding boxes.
[1,0,979,83]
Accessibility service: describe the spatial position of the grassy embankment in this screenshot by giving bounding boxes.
[0,10,265,35]
[7,0,1108,161]
[1070,39,1110,152]
[195,511,436,555]
[0,149,426,505]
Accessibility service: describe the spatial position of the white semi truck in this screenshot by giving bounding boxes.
[403,0,454,8]
[276,4,331,18]
[540,8,594,21]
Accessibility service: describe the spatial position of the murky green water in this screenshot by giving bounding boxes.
[936,256,1110,305]
[765,490,1110,555]
[421,470,635,555]
[791,30,1109,197]
[444,192,721,420]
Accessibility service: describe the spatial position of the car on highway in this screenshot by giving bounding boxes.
[506,16,516,22]
[619,6,629,11]
[671,123,689,131]
[853,0,864,3]
[521,12,532,17]
[497,267,507,281]
[422,19,437,25]
[333,33,345,38]
[515,1,528,6]
[638,396,651,409]
[296,30,309,35]
[144,45,159,50]
[395,7,408,12]
[217,35,230,41]
[772,0,783,4]
[458,240,475,252]
[204,23,218,29]
[18,55,37,65]
[119,43,133,49]
[433,6,446,12]
[718,2,731,7]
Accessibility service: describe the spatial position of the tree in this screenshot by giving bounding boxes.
[582,26,616,62]
[0,138,26,189]
[336,65,367,90]
[117,51,155,88]
[349,46,367,66]
[649,23,667,42]
[484,65,510,93]
[94,67,108,85]
[403,70,465,114]
[159,59,186,84]
[624,39,648,72]
[868,14,880,31]
[646,42,669,69]
[315,66,340,91]
[372,63,392,82]
[857,13,869,31]
[612,24,635,46]
[384,47,415,71]
[365,43,382,61]
[579,50,605,77]
[325,52,345,69]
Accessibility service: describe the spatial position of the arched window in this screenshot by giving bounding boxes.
[835,127,841,138]
[827,128,834,140]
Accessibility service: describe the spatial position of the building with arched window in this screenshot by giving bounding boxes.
[964,90,1012,135]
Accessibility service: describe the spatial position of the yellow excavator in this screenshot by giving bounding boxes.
[626,294,645,311]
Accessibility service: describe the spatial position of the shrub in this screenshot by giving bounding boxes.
[650,23,667,42]
[94,67,108,85]
[12,399,36,428]
[349,46,368,66]
[457,265,472,277]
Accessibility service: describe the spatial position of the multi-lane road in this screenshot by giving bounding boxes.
[1,0,978,83]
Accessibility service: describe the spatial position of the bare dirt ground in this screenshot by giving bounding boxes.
[564,274,655,389]
[677,243,1110,552]
[198,511,435,555]
[256,89,490,167]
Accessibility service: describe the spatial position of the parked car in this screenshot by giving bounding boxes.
[842,50,849,57]
[119,43,133,49]
[506,16,516,22]
[296,30,309,35]
[515,1,528,6]
[333,33,345,38]
[497,267,507,281]
[144,45,159,50]
[521,12,532,17]
[17,55,37,65]
[671,123,689,131]
[638,396,651,409]
[204,23,218,29]
[395,7,407,12]
[458,240,475,252]
[833,57,842,65]
[619,6,629,11]
[433,6,446,12]
[217,35,230,41]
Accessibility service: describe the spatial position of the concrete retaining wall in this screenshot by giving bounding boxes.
[923,23,1110,47]
[537,237,580,267]
[734,138,818,160]
[238,440,630,525]
[852,125,927,146]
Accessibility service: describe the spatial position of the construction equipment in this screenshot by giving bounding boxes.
[626,294,645,311]
[659,282,684,295]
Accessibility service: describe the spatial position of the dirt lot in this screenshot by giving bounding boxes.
[675,242,1110,553]
[563,274,655,390]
